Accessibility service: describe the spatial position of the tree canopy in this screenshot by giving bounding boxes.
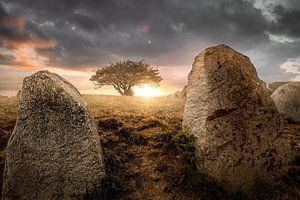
[90,60,162,96]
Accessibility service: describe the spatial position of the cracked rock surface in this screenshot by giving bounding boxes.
[183,44,293,190]
[3,71,105,200]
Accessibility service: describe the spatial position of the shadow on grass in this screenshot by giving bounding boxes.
[83,154,123,200]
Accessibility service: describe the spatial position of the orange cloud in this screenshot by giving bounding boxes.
[0,15,25,33]
[3,37,56,50]
[0,6,56,70]
[0,38,56,71]
[1,43,55,70]
[0,38,56,70]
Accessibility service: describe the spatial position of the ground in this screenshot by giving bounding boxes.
[0,95,299,200]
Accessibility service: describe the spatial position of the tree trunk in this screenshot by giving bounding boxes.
[123,88,134,96]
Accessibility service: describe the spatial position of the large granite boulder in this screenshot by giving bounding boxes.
[271,82,300,123]
[3,71,106,200]
[183,45,292,190]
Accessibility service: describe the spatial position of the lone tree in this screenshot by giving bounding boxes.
[90,60,162,96]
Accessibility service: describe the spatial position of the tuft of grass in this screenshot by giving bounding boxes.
[83,153,124,200]
[98,174,122,200]
[116,126,148,145]
[98,118,123,131]
[102,154,123,198]
[83,154,123,200]
[163,128,227,199]
[171,128,196,165]
[134,118,164,131]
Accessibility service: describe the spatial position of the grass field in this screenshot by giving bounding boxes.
[0,94,299,200]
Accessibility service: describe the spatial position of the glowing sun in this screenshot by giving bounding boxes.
[134,84,163,97]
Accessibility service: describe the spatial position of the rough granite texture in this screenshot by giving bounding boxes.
[3,71,106,200]
[183,44,292,191]
[271,82,300,123]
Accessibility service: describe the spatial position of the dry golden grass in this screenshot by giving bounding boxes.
[0,94,299,200]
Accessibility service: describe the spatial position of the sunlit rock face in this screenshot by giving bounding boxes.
[183,44,292,191]
[3,71,105,200]
[271,82,300,123]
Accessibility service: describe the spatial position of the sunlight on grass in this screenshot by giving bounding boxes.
[133,84,164,97]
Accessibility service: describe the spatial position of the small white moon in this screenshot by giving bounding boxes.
[148,40,151,44]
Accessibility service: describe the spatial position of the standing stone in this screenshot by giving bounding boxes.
[181,85,187,99]
[183,45,292,190]
[271,82,300,123]
[3,71,106,200]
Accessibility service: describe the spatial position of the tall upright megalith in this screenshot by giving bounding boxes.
[3,71,106,200]
[183,45,292,190]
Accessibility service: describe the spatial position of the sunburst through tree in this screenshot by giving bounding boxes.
[90,60,162,96]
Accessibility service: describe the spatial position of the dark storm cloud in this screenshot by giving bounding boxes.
[0,3,54,47]
[0,2,55,69]
[1,0,270,67]
[269,4,300,38]
[0,4,25,42]
[0,0,299,83]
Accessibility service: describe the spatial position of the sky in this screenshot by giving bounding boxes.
[0,0,300,96]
